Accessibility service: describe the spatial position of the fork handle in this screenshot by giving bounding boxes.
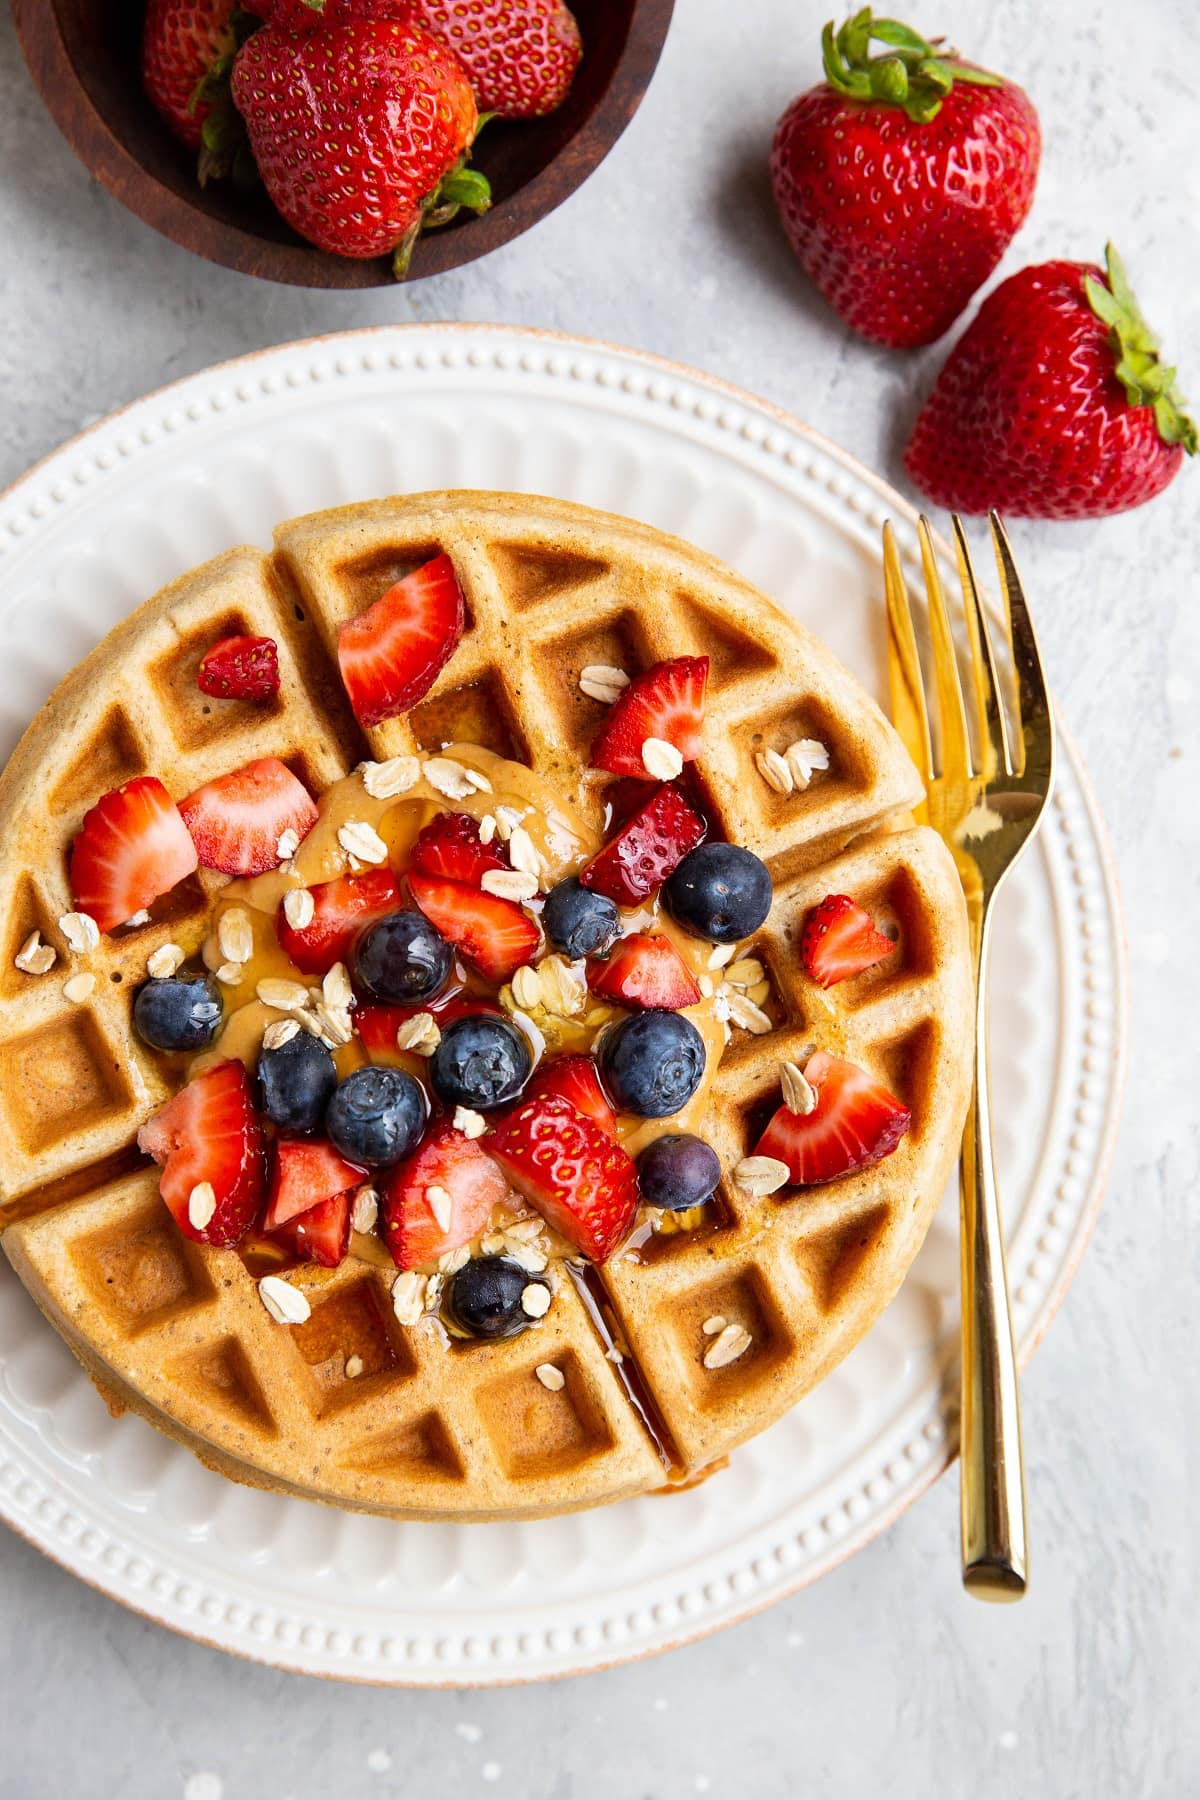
[959,920,1029,1600]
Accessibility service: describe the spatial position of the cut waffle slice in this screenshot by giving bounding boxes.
[0,491,971,1520]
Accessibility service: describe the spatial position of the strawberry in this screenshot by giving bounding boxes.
[262,1137,365,1232]
[410,811,508,886]
[590,657,708,780]
[800,895,896,989]
[486,1093,638,1262]
[753,1051,910,1186]
[904,245,1197,519]
[197,634,280,701]
[137,1060,267,1247]
[245,0,582,117]
[180,756,318,876]
[337,554,466,727]
[524,1054,616,1136]
[408,871,539,983]
[579,785,706,907]
[275,867,402,974]
[271,1190,354,1267]
[588,933,702,1012]
[231,20,490,275]
[357,993,500,1056]
[380,1119,509,1269]
[770,9,1040,349]
[410,0,581,118]
[142,0,240,150]
[69,776,199,933]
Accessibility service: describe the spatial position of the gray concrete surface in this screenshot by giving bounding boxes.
[1,1,1197,1795]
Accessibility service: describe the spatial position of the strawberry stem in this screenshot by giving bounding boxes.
[821,7,1002,123]
[1084,245,1197,454]
[392,155,492,280]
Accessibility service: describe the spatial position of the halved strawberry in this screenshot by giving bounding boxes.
[137,1060,266,1247]
[590,656,709,778]
[410,811,508,886]
[588,933,702,1011]
[197,634,280,702]
[271,1190,353,1268]
[69,776,199,933]
[275,867,402,974]
[579,784,706,906]
[408,871,539,984]
[753,1051,910,1186]
[262,1137,365,1232]
[380,1119,509,1270]
[524,1053,617,1136]
[800,895,896,989]
[357,992,501,1056]
[337,553,465,728]
[180,756,318,876]
[487,1093,638,1262]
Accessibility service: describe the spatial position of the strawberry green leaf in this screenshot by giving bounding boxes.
[1085,245,1197,454]
[821,6,1003,120]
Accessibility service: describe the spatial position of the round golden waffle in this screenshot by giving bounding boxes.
[0,492,972,1520]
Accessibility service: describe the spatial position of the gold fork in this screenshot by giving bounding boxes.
[883,512,1054,1600]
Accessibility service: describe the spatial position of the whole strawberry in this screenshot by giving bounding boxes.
[904,246,1196,519]
[770,8,1040,348]
[245,0,582,117]
[142,0,240,149]
[230,18,489,274]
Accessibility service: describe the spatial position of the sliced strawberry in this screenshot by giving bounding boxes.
[408,871,539,984]
[180,756,318,876]
[588,933,702,1012]
[487,1093,638,1262]
[337,553,465,728]
[800,895,896,989]
[753,1051,910,1186]
[137,1060,266,1247]
[579,784,706,906]
[275,866,402,974]
[524,1054,617,1136]
[271,1189,353,1268]
[357,992,501,1056]
[69,776,199,934]
[262,1137,365,1232]
[410,810,509,886]
[590,656,709,778]
[380,1119,509,1270]
[197,634,280,702]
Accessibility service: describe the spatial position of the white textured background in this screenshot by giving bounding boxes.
[1,2,1196,1796]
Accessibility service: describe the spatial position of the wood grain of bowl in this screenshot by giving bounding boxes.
[12,0,675,288]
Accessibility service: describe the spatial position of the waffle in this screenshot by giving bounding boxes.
[0,492,972,1520]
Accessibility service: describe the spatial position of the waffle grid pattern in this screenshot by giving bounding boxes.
[1,493,972,1518]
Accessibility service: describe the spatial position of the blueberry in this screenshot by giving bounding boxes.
[598,1011,706,1119]
[637,1134,722,1210]
[663,843,772,943]
[326,1066,426,1167]
[351,909,451,1005]
[543,877,620,960]
[444,1257,550,1339]
[430,1014,532,1113]
[258,1032,337,1133]
[133,973,223,1052]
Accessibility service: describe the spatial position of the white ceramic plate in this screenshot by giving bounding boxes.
[0,325,1126,1684]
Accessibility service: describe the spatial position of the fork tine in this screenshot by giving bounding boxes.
[882,520,935,788]
[918,516,974,784]
[951,514,1011,783]
[989,513,1054,787]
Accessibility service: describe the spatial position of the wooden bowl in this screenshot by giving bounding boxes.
[12,0,675,288]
